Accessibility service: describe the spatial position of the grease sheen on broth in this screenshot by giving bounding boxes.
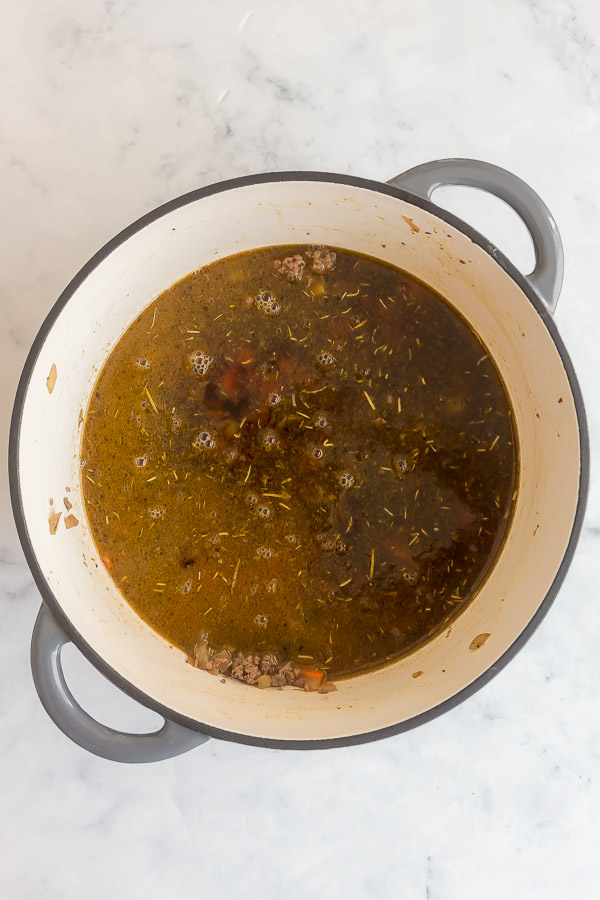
[81,245,517,683]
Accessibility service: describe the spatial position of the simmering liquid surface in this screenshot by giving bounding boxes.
[81,246,517,682]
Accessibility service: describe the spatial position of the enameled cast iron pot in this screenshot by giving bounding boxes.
[10,159,589,762]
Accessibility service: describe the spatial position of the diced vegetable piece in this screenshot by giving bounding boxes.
[300,669,325,690]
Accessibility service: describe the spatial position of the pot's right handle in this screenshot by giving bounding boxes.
[387,158,564,314]
[31,603,210,763]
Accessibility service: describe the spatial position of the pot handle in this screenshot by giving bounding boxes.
[30,603,210,763]
[387,158,564,314]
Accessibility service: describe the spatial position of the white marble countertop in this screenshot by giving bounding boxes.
[1,1,599,896]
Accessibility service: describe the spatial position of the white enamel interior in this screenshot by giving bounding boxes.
[16,178,581,742]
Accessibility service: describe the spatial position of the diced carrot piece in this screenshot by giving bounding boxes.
[101,554,115,571]
[300,668,325,687]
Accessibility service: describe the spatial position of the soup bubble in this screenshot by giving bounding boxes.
[338,471,355,489]
[255,291,281,317]
[193,430,216,450]
[317,350,336,369]
[256,545,274,559]
[258,428,279,451]
[188,349,214,379]
[393,455,408,474]
[312,411,330,429]
[308,442,326,462]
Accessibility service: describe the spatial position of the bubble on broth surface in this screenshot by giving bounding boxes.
[254,614,269,628]
[316,349,336,369]
[338,471,355,489]
[403,569,419,585]
[308,442,326,462]
[188,349,214,379]
[245,490,259,507]
[135,357,150,369]
[267,391,282,407]
[255,291,281,317]
[393,455,409,474]
[312,411,330,429]
[193,430,216,451]
[256,503,272,519]
[256,545,274,559]
[258,427,280,451]
[179,578,192,594]
[134,456,147,468]
[148,507,165,520]
[266,578,278,593]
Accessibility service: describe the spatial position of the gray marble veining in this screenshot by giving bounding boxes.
[1,0,599,897]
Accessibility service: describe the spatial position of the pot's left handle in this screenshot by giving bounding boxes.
[31,604,210,763]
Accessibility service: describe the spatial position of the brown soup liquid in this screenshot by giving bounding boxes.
[81,246,517,681]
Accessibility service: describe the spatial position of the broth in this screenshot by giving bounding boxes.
[81,245,517,687]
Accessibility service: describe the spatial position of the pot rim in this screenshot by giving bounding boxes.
[9,171,590,749]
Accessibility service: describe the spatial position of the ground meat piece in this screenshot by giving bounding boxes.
[243,665,261,684]
[195,644,305,690]
[273,255,305,282]
[260,653,279,675]
[231,654,262,684]
[307,247,336,273]
[277,661,301,685]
